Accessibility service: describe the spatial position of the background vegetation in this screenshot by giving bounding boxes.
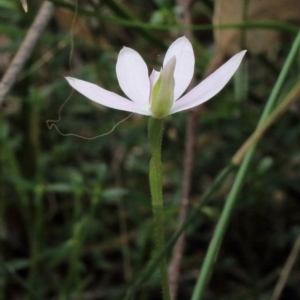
[1,0,300,299]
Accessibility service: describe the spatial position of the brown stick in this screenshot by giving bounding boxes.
[232,82,300,166]
[168,108,198,299]
[0,1,54,105]
[271,234,300,300]
[167,1,198,299]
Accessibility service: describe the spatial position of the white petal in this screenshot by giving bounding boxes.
[150,69,160,91]
[116,47,150,105]
[163,36,195,101]
[65,77,151,115]
[170,50,247,114]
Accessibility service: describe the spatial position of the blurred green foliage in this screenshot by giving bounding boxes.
[1,0,300,299]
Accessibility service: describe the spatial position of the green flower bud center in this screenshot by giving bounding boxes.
[150,56,176,119]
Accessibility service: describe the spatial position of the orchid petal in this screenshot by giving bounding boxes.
[65,77,151,115]
[150,69,160,91]
[170,50,247,114]
[163,36,194,101]
[116,47,150,106]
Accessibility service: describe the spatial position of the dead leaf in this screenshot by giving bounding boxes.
[206,0,300,75]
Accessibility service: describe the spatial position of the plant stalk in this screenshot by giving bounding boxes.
[148,117,170,300]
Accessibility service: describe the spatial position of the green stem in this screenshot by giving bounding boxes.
[148,117,170,300]
[44,3,300,34]
[191,30,300,300]
[122,166,234,300]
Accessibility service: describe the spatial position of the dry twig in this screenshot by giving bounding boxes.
[0,1,54,105]
[167,1,199,299]
[271,234,300,300]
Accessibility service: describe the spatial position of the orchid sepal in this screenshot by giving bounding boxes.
[65,36,247,118]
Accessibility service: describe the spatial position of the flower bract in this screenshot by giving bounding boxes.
[66,37,246,118]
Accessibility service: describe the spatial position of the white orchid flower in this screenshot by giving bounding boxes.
[66,37,246,119]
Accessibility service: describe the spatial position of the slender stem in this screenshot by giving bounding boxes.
[191,30,300,300]
[148,117,170,300]
[122,166,234,300]
[44,2,300,34]
[191,149,254,300]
